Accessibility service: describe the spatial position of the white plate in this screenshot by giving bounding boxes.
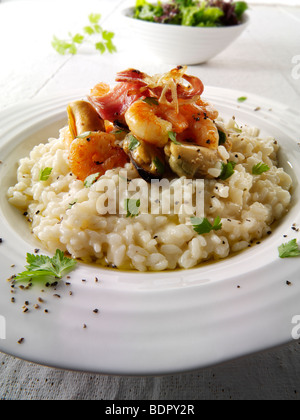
[1,88,300,376]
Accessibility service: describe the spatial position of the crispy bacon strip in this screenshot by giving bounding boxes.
[88,82,145,123]
[116,67,204,100]
[88,67,204,124]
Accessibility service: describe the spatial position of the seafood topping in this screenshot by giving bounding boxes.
[88,81,144,124]
[67,100,105,139]
[116,66,204,110]
[123,134,166,182]
[164,141,225,179]
[66,67,231,183]
[67,100,128,182]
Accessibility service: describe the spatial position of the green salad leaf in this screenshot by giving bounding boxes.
[234,1,248,19]
[134,0,248,27]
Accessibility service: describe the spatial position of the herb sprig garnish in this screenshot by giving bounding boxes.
[252,162,270,175]
[15,249,77,284]
[191,216,222,235]
[278,239,300,258]
[39,167,53,181]
[52,13,117,56]
[219,161,236,180]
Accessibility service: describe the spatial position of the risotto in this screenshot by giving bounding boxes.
[7,68,292,272]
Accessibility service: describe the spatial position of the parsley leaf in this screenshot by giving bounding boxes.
[15,249,77,283]
[125,198,141,218]
[89,13,102,24]
[39,167,53,181]
[191,216,222,235]
[52,13,116,56]
[252,162,270,175]
[51,36,77,55]
[219,161,236,180]
[237,96,247,103]
[278,239,300,258]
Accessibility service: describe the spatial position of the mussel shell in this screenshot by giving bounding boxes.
[131,160,162,183]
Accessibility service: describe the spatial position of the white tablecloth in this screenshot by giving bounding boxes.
[1,0,300,400]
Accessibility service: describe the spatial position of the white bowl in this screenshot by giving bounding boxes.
[121,7,249,65]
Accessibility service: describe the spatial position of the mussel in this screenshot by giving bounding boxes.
[164,141,226,179]
[123,134,166,183]
[67,100,105,138]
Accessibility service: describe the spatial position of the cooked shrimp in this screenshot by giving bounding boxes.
[158,104,188,134]
[177,104,219,149]
[90,83,110,98]
[125,100,173,148]
[194,99,219,120]
[69,132,128,182]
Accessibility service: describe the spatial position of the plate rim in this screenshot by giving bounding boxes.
[1,87,300,375]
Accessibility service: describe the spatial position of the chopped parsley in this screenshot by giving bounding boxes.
[68,200,78,209]
[219,161,236,180]
[218,129,227,145]
[143,97,159,106]
[15,249,77,283]
[125,198,141,218]
[153,157,165,175]
[84,172,100,187]
[76,131,92,139]
[168,131,181,145]
[128,135,141,151]
[237,96,248,103]
[278,239,300,258]
[252,162,270,175]
[191,216,222,235]
[232,122,242,133]
[39,167,53,181]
